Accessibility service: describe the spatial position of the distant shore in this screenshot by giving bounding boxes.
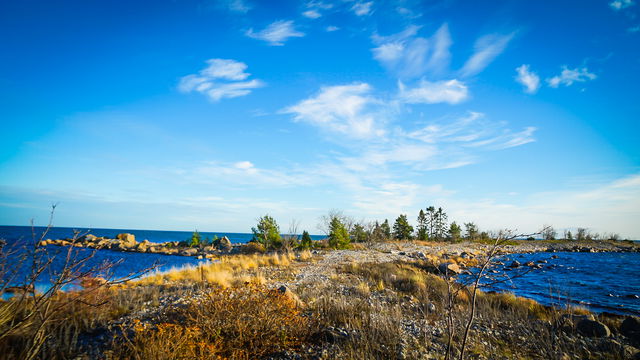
[40,232,640,258]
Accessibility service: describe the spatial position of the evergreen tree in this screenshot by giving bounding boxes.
[328,216,350,249]
[416,209,428,241]
[565,230,573,241]
[300,230,313,250]
[448,222,462,243]
[426,206,436,239]
[380,219,391,239]
[351,223,367,243]
[369,221,384,242]
[251,215,282,249]
[431,207,448,241]
[393,214,414,240]
[189,230,201,247]
[464,222,478,241]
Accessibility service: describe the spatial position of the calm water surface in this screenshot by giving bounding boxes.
[473,251,640,316]
[0,225,322,292]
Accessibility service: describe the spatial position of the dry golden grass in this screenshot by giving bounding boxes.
[568,305,592,316]
[354,281,371,297]
[479,291,552,320]
[298,249,313,261]
[114,285,312,360]
[134,252,300,287]
[0,284,168,359]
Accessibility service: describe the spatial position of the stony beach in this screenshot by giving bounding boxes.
[26,237,639,359]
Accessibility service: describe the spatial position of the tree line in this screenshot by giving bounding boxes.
[249,206,496,250]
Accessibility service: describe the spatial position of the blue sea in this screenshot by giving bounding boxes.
[469,251,640,316]
[0,225,324,293]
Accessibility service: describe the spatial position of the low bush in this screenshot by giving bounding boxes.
[115,285,312,359]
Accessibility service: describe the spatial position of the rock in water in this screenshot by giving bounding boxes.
[136,240,151,253]
[80,234,97,242]
[577,319,610,337]
[116,233,137,249]
[438,262,461,275]
[116,233,136,243]
[180,248,199,256]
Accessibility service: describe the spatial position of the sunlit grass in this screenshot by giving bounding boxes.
[133,252,300,287]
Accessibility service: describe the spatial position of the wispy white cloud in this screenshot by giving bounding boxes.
[326,25,340,32]
[629,25,640,32]
[515,64,540,94]
[178,59,264,101]
[334,112,535,174]
[302,9,322,18]
[446,173,640,238]
[199,58,250,80]
[219,0,251,13]
[303,0,334,18]
[246,20,305,46]
[306,0,333,10]
[546,66,597,88]
[371,24,452,79]
[183,161,312,188]
[282,83,387,139]
[403,111,536,152]
[352,1,374,16]
[496,126,537,149]
[459,32,515,77]
[396,6,422,19]
[609,0,635,10]
[398,78,468,104]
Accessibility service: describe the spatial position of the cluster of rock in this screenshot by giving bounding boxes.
[39,233,235,258]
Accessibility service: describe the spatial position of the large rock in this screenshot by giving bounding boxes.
[80,234,98,242]
[438,262,461,275]
[577,319,610,337]
[162,248,179,255]
[216,236,232,252]
[116,233,136,243]
[115,233,137,249]
[136,240,152,253]
[180,248,199,256]
[621,316,640,342]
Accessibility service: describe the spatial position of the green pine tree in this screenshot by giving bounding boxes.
[380,219,391,239]
[251,215,282,250]
[393,214,414,240]
[328,216,350,249]
[300,230,313,250]
[416,209,428,241]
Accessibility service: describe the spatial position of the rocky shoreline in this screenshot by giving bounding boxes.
[40,234,640,260]
[11,236,640,359]
[39,232,237,258]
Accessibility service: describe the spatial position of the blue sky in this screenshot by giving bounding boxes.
[1,0,639,238]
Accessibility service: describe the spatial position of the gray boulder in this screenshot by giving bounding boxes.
[577,319,610,337]
[136,240,151,253]
[80,234,98,242]
[438,262,461,275]
[217,236,233,252]
[115,233,137,249]
[180,248,199,256]
[621,316,640,342]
